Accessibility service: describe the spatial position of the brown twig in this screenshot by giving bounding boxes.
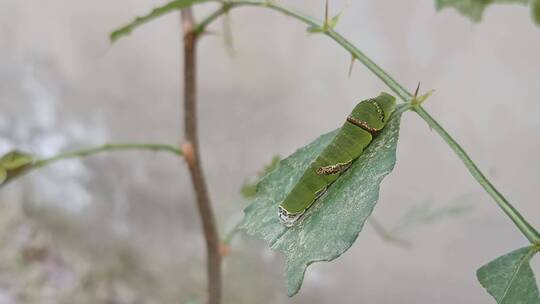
[180,8,222,304]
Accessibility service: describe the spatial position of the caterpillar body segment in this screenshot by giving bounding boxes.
[278,92,396,227]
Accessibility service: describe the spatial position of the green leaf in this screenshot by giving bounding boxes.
[0,150,35,187]
[532,0,540,25]
[0,150,34,170]
[435,0,528,22]
[307,13,340,33]
[110,0,213,43]
[240,105,405,296]
[477,245,540,304]
[329,13,341,29]
[0,168,7,185]
[306,25,325,33]
[241,155,282,199]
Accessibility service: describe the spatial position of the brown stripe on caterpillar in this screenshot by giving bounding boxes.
[346,116,381,133]
[316,160,352,175]
[368,99,385,122]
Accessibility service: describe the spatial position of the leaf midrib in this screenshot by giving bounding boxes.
[499,246,538,303]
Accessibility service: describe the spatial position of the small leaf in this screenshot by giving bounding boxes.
[532,0,540,25]
[241,155,281,199]
[110,0,212,43]
[0,168,7,184]
[308,14,340,33]
[435,0,528,22]
[411,89,435,107]
[0,150,35,187]
[329,13,341,29]
[477,245,540,304]
[241,181,258,199]
[306,25,325,33]
[0,150,34,170]
[240,105,406,296]
[261,156,281,177]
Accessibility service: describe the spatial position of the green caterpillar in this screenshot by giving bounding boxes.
[278,92,397,227]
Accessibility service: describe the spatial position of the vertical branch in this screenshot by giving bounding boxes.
[180,8,222,304]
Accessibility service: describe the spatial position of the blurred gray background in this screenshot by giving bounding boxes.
[0,0,539,303]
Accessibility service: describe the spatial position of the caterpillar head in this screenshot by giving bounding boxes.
[349,92,397,131]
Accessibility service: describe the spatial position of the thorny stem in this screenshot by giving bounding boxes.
[33,143,183,168]
[181,8,222,304]
[196,0,540,244]
[413,107,540,244]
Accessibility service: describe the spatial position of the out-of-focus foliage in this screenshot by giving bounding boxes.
[533,0,540,24]
[241,155,281,199]
[435,0,540,26]
[477,246,540,304]
[369,199,472,246]
[241,106,405,296]
[183,295,200,304]
[390,200,472,233]
[0,151,34,187]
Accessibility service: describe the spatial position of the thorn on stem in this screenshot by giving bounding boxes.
[325,0,330,26]
[411,84,435,108]
[223,12,235,56]
[414,82,421,98]
[348,55,356,77]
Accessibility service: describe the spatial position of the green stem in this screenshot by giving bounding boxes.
[413,106,540,244]
[196,0,540,244]
[34,143,182,169]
